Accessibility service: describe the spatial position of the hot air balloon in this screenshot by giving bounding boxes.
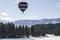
[18,2,28,13]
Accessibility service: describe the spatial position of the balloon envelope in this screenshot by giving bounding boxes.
[18,2,28,13]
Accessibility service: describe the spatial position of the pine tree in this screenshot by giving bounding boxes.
[21,25,25,38]
[25,25,30,38]
[0,22,5,38]
[31,25,35,37]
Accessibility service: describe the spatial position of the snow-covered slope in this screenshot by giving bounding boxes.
[0,35,60,40]
[31,36,60,40]
[30,34,60,40]
[0,38,33,40]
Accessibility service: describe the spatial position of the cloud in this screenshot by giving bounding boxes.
[0,12,14,21]
[56,3,60,7]
[0,12,9,16]
[1,17,13,21]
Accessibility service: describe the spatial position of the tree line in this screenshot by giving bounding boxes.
[0,22,60,38]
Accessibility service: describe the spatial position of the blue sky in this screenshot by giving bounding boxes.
[0,0,60,21]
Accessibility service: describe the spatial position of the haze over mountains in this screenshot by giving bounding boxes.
[0,18,60,26]
[13,18,60,26]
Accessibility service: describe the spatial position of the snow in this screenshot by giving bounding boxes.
[31,36,60,40]
[0,38,33,40]
[0,34,60,40]
[30,34,60,40]
[45,34,55,37]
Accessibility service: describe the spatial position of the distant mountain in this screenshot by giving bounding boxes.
[13,20,41,26]
[13,18,60,26]
[0,20,8,23]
